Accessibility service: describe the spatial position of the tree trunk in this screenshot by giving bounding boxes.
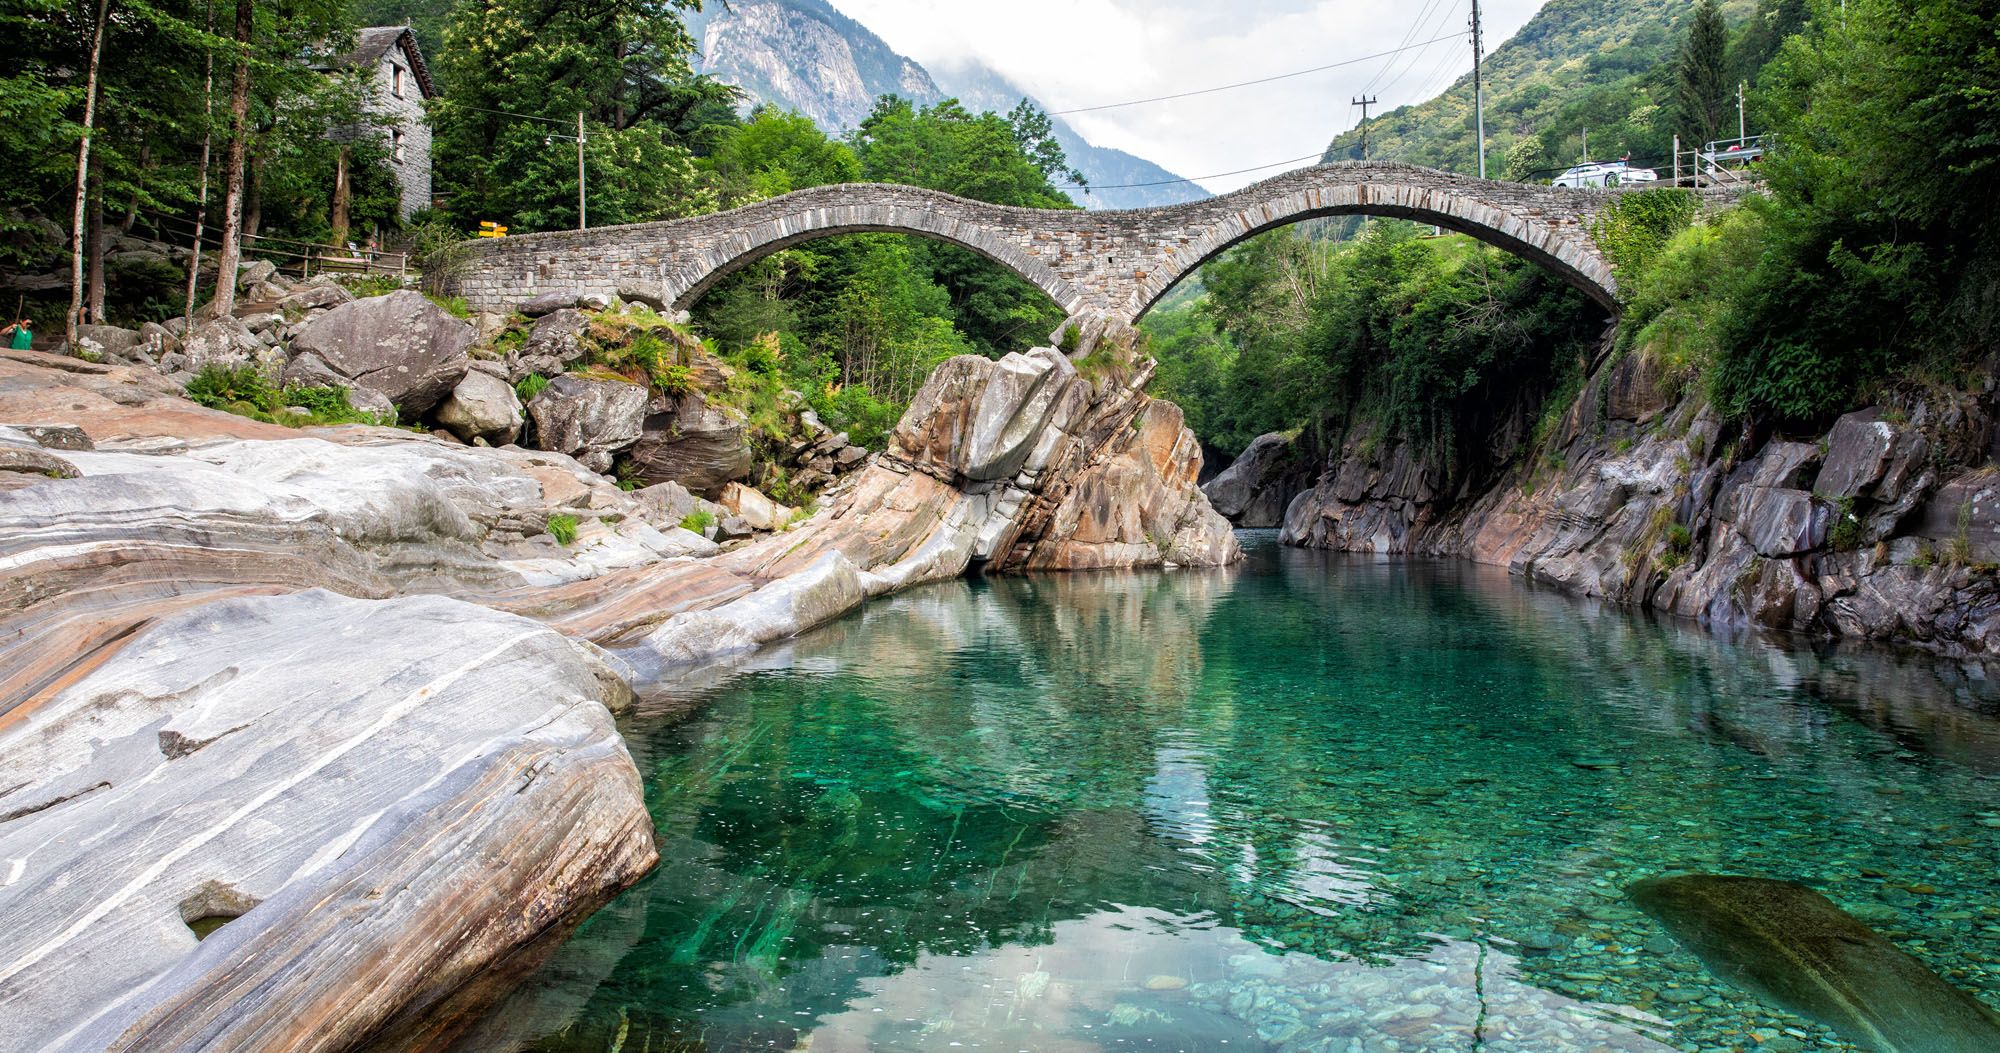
[244,152,263,238]
[122,142,148,233]
[330,146,351,247]
[86,173,106,324]
[208,0,253,320]
[183,0,215,331]
[65,0,111,351]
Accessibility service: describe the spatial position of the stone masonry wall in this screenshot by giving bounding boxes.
[367,45,431,222]
[451,163,1715,320]
[450,162,1752,322]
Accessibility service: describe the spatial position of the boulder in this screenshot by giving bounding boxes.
[507,308,592,382]
[1734,486,1826,558]
[625,391,752,495]
[236,258,278,288]
[177,317,270,374]
[1203,431,1310,528]
[717,481,796,532]
[279,281,354,313]
[526,374,648,473]
[71,324,143,364]
[1628,875,2000,1053]
[1915,468,2000,562]
[634,480,727,538]
[519,289,584,316]
[436,369,525,446]
[615,285,669,312]
[284,290,474,415]
[1816,408,1930,505]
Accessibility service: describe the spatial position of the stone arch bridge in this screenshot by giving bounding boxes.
[452,162,1677,321]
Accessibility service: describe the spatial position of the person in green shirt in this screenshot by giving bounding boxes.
[2,318,31,351]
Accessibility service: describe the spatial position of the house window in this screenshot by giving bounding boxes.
[392,129,405,163]
[391,65,405,98]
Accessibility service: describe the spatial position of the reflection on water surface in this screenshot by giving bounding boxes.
[471,534,2000,1052]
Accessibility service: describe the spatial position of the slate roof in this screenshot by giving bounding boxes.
[325,26,438,99]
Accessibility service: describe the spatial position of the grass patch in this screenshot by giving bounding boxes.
[679,509,715,535]
[514,373,550,402]
[545,513,579,546]
[425,292,471,319]
[339,274,403,298]
[184,364,390,427]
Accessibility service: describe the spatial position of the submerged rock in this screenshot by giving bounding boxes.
[1628,874,2000,1053]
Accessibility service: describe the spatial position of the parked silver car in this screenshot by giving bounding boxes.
[1551,160,1659,188]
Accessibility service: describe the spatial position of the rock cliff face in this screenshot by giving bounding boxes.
[1276,344,2000,659]
[0,316,1234,1052]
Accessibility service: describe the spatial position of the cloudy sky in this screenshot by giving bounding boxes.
[831,0,1547,192]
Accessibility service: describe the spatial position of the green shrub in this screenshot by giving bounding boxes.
[1058,323,1081,354]
[185,364,277,412]
[184,364,387,427]
[1590,188,1697,284]
[515,373,551,402]
[1827,496,1864,550]
[679,509,715,534]
[545,513,579,545]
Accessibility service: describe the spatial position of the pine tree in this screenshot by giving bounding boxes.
[1673,0,1732,147]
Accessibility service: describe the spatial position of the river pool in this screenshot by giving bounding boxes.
[475,533,2000,1052]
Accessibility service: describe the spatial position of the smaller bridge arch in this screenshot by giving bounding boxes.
[451,163,1648,323]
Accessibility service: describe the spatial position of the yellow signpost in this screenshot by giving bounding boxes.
[477,221,508,238]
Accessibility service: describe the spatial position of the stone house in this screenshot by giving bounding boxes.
[326,26,438,222]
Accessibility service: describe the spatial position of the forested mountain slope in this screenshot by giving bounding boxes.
[1323,0,1775,177]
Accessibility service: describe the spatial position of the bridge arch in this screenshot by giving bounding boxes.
[1123,173,1622,318]
[660,185,1090,315]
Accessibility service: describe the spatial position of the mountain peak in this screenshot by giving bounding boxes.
[688,0,1207,209]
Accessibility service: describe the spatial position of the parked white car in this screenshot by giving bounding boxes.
[1552,161,1659,188]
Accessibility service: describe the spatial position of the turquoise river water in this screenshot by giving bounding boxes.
[477,534,2000,1052]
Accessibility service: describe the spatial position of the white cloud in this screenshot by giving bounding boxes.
[830,0,1548,192]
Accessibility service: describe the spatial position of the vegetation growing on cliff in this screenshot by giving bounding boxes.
[1170,0,2000,475]
[1147,224,1599,462]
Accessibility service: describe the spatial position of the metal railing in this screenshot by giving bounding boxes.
[1670,135,1771,189]
[138,210,411,285]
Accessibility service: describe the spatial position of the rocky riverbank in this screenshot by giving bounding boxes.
[1213,341,2000,659]
[0,307,1234,1051]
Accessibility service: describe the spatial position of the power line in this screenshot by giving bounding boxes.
[1060,152,1327,191]
[1362,0,1451,97]
[1047,32,1469,115]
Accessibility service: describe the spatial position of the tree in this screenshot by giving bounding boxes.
[64,0,111,346]
[432,0,731,229]
[1673,0,1732,147]
[1005,100,1085,190]
[207,0,252,319]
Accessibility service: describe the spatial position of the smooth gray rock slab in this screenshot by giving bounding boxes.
[0,589,657,1053]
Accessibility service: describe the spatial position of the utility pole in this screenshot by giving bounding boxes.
[1351,95,1378,160]
[576,111,587,231]
[1737,80,1747,142]
[1470,0,1487,178]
